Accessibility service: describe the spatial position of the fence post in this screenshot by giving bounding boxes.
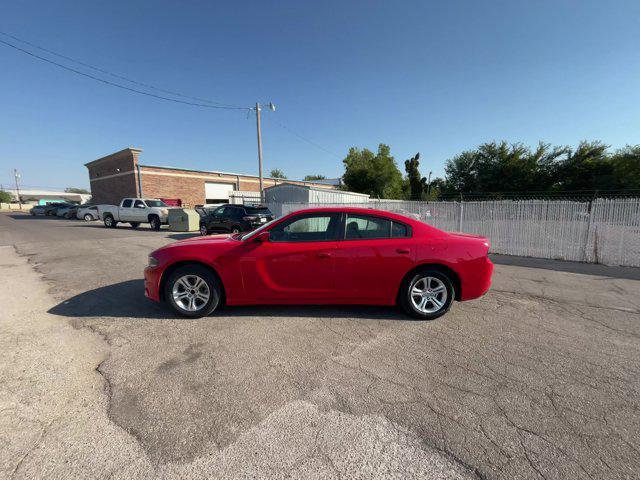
[458,193,464,232]
[582,197,595,262]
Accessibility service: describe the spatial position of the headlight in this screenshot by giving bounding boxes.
[148,255,159,267]
[161,208,169,215]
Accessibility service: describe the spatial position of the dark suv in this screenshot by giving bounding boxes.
[199,204,274,236]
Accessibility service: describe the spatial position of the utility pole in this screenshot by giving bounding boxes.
[427,171,432,197]
[255,103,264,202]
[14,169,22,207]
[254,102,276,203]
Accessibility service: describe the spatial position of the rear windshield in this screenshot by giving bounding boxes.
[244,206,271,214]
[145,200,168,207]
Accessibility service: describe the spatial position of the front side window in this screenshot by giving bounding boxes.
[122,199,133,208]
[270,213,340,242]
[345,214,391,240]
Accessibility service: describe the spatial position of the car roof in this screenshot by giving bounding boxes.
[285,206,417,222]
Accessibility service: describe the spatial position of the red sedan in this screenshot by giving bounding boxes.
[144,207,493,320]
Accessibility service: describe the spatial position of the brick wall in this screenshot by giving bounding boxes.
[86,147,335,207]
[86,148,140,204]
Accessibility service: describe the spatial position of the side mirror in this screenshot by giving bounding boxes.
[255,231,270,243]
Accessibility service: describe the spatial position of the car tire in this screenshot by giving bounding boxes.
[84,214,93,221]
[231,226,241,234]
[130,222,140,229]
[399,269,455,320]
[164,265,221,318]
[149,215,161,231]
[104,215,117,228]
[200,224,208,236]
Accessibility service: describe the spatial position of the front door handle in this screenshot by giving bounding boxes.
[317,252,332,259]
[396,248,410,254]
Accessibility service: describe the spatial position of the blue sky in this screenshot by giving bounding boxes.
[1,0,639,190]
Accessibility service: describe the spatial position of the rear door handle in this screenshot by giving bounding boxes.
[396,248,410,254]
[317,252,332,259]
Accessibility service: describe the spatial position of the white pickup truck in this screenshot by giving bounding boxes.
[98,198,172,230]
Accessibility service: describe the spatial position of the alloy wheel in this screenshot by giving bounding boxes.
[410,276,448,314]
[172,275,210,312]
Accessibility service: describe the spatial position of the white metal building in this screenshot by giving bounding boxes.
[264,183,369,216]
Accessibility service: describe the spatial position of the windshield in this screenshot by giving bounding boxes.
[240,217,279,241]
[145,200,168,207]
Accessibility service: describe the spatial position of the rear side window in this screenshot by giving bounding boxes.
[122,199,133,208]
[245,206,271,215]
[345,214,391,240]
[391,221,410,238]
[134,200,145,208]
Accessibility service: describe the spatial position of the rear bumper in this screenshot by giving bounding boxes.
[144,266,162,302]
[459,256,494,301]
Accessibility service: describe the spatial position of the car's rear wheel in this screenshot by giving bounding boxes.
[164,265,221,318]
[104,215,117,228]
[200,224,208,236]
[231,226,241,234]
[84,214,93,221]
[399,269,454,320]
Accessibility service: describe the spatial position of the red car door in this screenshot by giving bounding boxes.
[333,213,415,304]
[240,212,341,303]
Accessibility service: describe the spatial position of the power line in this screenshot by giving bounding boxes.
[0,38,250,110]
[0,31,242,108]
[272,118,342,159]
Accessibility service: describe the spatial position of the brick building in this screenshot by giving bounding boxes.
[85,147,335,206]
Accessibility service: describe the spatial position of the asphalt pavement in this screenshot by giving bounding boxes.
[1,212,639,479]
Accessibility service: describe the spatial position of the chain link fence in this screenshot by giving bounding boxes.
[273,198,640,267]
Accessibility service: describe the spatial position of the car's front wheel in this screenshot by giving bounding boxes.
[399,269,454,320]
[149,215,161,231]
[84,214,93,221]
[164,265,221,318]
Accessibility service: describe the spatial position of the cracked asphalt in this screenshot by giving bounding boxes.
[1,212,639,479]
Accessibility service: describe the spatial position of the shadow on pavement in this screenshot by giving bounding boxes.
[48,279,408,320]
[490,254,640,280]
[167,233,200,240]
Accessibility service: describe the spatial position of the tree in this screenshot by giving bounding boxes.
[65,187,90,194]
[0,190,12,203]
[269,169,287,179]
[610,145,640,190]
[404,153,428,200]
[304,174,326,181]
[342,144,404,199]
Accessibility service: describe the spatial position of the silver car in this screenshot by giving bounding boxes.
[76,205,99,221]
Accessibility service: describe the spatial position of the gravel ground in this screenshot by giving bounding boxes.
[1,212,639,479]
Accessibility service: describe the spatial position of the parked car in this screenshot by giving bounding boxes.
[29,205,49,216]
[199,204,274,236]
[76,205,99,221]
[98,198,171,230]
[44,203,67,216]
[145,207,493,320]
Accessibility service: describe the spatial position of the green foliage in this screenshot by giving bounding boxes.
[65,187,90,194]
[342,144,404,199]
[269,169,287,179]
[441,140,640,195]
[0,190,12,203]
[304,174,326,181]
[404,153,428,200]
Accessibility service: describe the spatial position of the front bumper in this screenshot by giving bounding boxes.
[144,266,162,302]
